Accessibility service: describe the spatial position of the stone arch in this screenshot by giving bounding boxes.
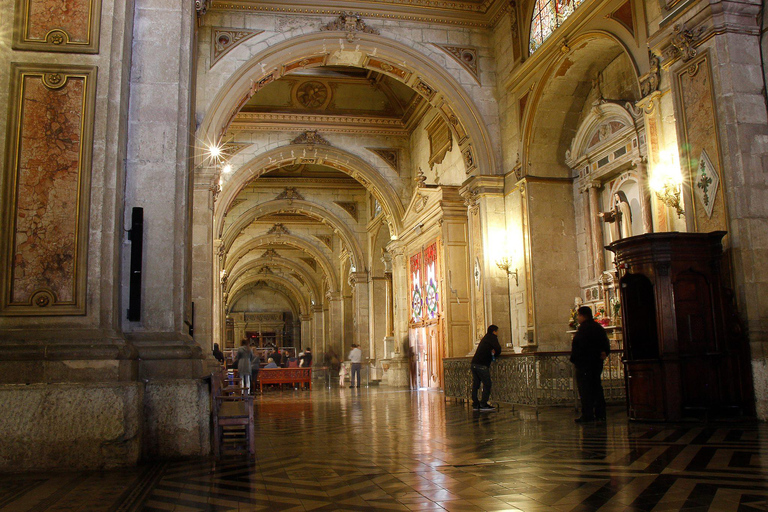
[228,284,301,320]
[565,102,643,164]
[216,144,405,238]
[196,32,498,178]
[227,255,322,302]
[222,199,365,271]
[228,273,310,315]
[523,31,642,177]
[224,234,339,293]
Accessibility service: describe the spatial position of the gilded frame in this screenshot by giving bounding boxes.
[1,63,98,316]
[12,0,102,54]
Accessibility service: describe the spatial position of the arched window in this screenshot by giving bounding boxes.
[529,0,585,54]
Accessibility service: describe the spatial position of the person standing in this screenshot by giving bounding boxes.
[212,343,225,366]
[299,347,312,367]
[348,344,363,388]
[268,346,282,367]
[570,306,611,423]
[234,339,253,395]
[471,325,502,411]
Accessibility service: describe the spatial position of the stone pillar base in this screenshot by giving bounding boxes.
[0,378,212,472]
[0,383,143,471]
[381,357,410,387]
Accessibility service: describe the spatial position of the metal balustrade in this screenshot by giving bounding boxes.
[443,351,625,412]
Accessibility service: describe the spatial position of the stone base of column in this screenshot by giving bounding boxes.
[0,333,213,470]
[0,382,143,470]
[381,357,410,387]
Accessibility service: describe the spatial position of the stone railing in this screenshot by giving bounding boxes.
[443,351,625,410]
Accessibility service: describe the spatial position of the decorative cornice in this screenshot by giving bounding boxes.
[230,112,412,136]
[208,0,503,28]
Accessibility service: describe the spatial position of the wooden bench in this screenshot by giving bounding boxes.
[211,372,254,457]
[257,367,312,391]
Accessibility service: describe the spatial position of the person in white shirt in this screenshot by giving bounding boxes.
[348,344,363,388]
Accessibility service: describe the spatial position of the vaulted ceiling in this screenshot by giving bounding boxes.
[231,66,428,136]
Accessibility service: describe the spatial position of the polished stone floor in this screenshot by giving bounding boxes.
[1,388,767,511]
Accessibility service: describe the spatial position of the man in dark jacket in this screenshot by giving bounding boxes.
[471,325,502,411]
[570,306,611,423]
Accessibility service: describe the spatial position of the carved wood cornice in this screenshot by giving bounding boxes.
[208,0,506,28]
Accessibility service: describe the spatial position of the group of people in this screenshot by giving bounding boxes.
[471,305,610,423]
[211,340,313,394]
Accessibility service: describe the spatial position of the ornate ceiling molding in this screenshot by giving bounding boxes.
[267,223,291,235]
[276,187,305,202]
[366,147,401,173]
[211,28,263,67]
[314,234,333,249]
[209,0,506,28]
[433,45,480,84]
[321,12,380,42]
[230,112,414,137]
[334,201,358,221]
[291,130,332,146]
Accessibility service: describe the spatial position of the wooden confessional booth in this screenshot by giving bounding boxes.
[608,232,753,421]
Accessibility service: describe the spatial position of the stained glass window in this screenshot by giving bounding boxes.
[529,0,585,54]
[410,253,423,323]
[423,243,439,320]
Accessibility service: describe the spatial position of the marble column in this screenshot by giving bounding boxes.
[581,186,595,280]
[312,305,325,356]
[350,271,371,359]
[588,183,606,276]
[327,293,344,357]
[300,314,313,353]
[388,247,410,356]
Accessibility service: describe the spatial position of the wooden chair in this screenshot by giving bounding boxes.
[211,372,255,457]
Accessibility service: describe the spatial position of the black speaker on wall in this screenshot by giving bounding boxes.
[127,207,143,322]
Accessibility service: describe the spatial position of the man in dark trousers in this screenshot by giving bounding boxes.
[471,325,502,411]
[570,306,611,423]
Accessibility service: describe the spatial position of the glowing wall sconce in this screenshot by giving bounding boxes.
[495,256,519,286]
[650,149,685,217]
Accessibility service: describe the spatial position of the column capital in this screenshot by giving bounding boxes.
[349,271,369,285]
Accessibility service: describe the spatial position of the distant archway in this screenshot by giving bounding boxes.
[217,144,405,238]
[222,199,365,270]
[197,32,498,178]
[225,234,339,292]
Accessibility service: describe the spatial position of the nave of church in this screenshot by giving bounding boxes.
[2,389,768,511]
[2,0,768,501]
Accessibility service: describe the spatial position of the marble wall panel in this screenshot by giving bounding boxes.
[13,0,101,53]
[674,53,728,236]
[2,64,96,315]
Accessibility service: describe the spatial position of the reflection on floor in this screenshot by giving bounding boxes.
[1,388,767,511]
